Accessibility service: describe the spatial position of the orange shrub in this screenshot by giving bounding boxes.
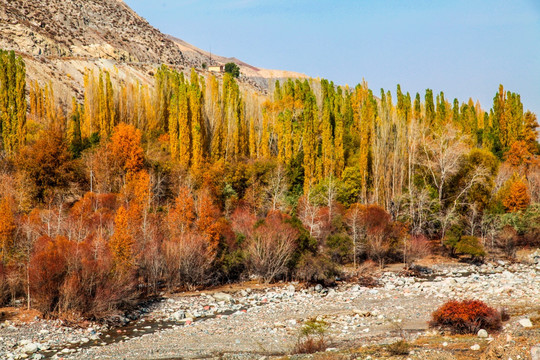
[430,300,503,334]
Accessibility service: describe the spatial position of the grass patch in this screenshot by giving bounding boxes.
[386,340,411,355]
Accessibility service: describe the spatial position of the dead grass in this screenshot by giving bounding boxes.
[0,307,42,323]
[292,337,327,354]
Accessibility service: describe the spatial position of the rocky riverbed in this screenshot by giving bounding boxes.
[1,254,539,360]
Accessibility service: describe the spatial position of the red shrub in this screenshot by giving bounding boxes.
[430,300,503,334]
[29,235,137,318]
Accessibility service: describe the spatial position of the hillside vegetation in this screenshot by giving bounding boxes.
[0,45,538,319]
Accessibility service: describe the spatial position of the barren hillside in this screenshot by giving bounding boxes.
[0,0,306,103]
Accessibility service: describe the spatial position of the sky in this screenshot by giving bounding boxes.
[123,0,540,114]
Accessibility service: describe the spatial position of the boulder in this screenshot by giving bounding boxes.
[171,310,185,321]
[519,318,533,328]
[22,343,39,354]
[470,344,480,351]
[531,344,540,360]
[477,329,488,338]
[352,309,372,317]
[213,292,232,302]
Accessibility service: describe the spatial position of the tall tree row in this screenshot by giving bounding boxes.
[0,50,26,153]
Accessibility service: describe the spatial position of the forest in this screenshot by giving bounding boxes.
[0,49,538,319]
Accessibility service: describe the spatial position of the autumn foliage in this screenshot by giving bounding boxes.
[0,50,538,320]
[430,300,503,334]
[503,179,530,212]
[110,123,144,174]
[0,197,16,262]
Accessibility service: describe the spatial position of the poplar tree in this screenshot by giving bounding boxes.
[0,50,26,153]
[424,89,435,126]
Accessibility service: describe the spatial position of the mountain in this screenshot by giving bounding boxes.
[0,0,306,102]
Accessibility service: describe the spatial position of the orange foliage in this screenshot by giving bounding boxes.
[122,170,151,215]
[196,191,221,253]
[0,197,16,262]
[168,186,195,236]
[230,205,256,238]
[68,192,117,249]
[109,206,135,269]
[503,179,530,212]
[29,236,74,314]
[29,234,136,317]
[430,300,502,334]
[110,123,144,174]
[506,140,535,167]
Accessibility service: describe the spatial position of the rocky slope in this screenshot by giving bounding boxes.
[0,0,306,103]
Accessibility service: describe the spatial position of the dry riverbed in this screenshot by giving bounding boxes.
[1,252,539,360]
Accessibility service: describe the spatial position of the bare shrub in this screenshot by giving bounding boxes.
[495,226,518,258]
[387,340,411,355]
[248,210,298,283]
[29,235,137,318]
[164,231,215,289]
[402,235,431,268]
[293,337,327,354]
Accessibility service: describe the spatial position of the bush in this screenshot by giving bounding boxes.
[293,337,327,354]
[29,235,138,318]
[387,340,411,355]
[293,318,328,354]
[295,253,339,286]
[325,234,352,264]
[163,232,216,289]
[247,211,298,283]
[430,300,503,334]
[455,236,485,259]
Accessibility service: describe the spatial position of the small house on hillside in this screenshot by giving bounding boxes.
[208,65,224,73]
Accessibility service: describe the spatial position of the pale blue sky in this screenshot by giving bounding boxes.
[124,0,540,114]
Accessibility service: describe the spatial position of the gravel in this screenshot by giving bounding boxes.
[1,260,539,360]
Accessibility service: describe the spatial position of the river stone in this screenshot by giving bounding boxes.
[172,310,185,321]
[213,292,232,302]
[519,318,533,328]
[531,344,540,360]
[477,329,488,338]
[22,343,39,354]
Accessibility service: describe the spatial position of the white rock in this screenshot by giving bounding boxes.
[471,344,481,351]
[213,292,232,302]
[171,310,185,321]
[478,329,488,338]
[22,343,39,354]
[531,344,540,360]
[353,309,372,317]
[519,318,533,328]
